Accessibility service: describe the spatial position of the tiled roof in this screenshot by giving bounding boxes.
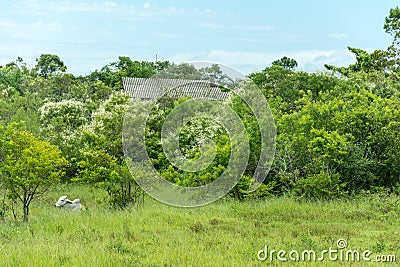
[121,77,229,100]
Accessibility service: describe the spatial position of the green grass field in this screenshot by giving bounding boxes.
[0,185,399,266]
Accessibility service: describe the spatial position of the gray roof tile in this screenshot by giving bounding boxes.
[121,77,229,100]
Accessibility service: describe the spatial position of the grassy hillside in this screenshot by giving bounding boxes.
[0,185,399,266]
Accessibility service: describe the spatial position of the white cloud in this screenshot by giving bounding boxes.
[0,20,18,28]
[13,1,212,21]
[28,21,44,27]
[169,49,355,74]
[328,33,347,39]
[42,1,122,13]
[65,39,96,44]
[0,19,60,35]
[103,1,117,8]
[196,23,275,32]
[155,33,178,38]
[27,20,60,32]
[197,22,220,30]
[235,25,275,31]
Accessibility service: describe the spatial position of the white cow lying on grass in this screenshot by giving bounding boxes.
[55,196,85,211]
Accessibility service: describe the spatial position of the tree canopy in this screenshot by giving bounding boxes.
[272,56,298,70]
[34,54,67,78]
[1,6,400,215]
[0,123,68,221]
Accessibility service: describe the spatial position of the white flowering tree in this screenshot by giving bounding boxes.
[77,92,142,208]
[39,99,88,136]
[39,99,88,180]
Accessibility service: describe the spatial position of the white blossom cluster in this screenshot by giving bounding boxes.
[39,99,88,135]
[0,86,13,97]
[178,116,225,157]
[80,92,130,135]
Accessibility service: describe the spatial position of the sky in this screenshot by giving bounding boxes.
[0,0,399,75]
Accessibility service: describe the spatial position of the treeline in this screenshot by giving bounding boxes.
[0,7,400,220]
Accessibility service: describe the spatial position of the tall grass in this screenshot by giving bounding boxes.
[0,185,399,266]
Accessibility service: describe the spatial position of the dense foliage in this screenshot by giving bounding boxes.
[1,7,400,217]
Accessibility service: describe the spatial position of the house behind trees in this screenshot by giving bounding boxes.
[120,77,230,100]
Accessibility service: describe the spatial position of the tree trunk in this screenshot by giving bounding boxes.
[23,203,29,222]
[234,185,242,201]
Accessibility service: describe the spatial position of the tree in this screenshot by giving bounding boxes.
[325,47,390,75]
[77,92,142,207]
[39,99,89,180]
[0,57,29,95]
[88,56,170,88]
[384,6,400,72]
[34,54,67,78]
[160,63,202,79]
[384,6,400,46]
[272,56,298,70]
[39,99,88,140]
[326,7,400,75]
[0,123,68,221]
